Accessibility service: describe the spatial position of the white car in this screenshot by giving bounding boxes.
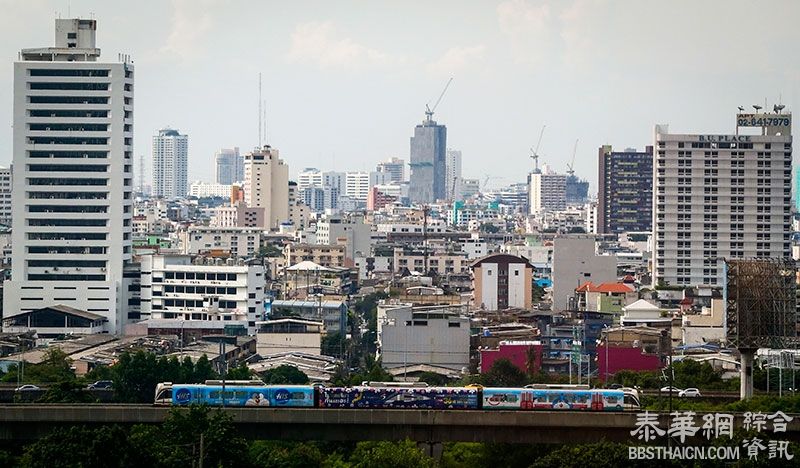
[15,384,40,392]
[660,386,682,394]
[679,388,701,398]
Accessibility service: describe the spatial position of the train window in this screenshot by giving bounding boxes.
[156,389,171,400]
[235,391,247,399]
[606,396,618,404]
[290,392,306,399]
[209,391,220,399]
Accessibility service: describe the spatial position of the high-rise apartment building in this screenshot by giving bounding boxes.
[243,145,289,230]
[4,18,134,334]
[409,116,447,204]
[0,166,12,226]
[376,157,405,183]
[528,165,567,214]
[298,167,323,190]
[445,148,462,201]
[214,147,242,185]
[597,145,653,234]
[653,115,792,287]
[152,128,188,199]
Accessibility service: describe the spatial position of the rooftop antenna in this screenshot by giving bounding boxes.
[263,100,267,146]
[258,73,262,148]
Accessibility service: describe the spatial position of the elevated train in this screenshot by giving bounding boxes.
[154,381,641,411]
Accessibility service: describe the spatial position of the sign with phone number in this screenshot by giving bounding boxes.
[737,113,791,127]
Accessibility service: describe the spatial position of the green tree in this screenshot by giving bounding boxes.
[350,440,436,468]
[481,359,528,387]
[530,442,642,468]
[193,354,217,382]
[259,365,310,385]
[416,371,451,386]
[38,380,97,404]
[226,362,253,380]
[19,425,145,468]
[249,441,325,468]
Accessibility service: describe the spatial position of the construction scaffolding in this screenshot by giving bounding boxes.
[726,258,796,349]
[725,258,797,398]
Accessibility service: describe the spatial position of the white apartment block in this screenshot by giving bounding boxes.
[140,254,266,334]
[182,226,262,257]
[152,128,188,199]
[445,148,462,201]
[528,166,567,214]
[188,181,231,198]
[376,157,405,183]
[4,18,134,335]
[0,166,12,226]
[344,171,388,201]
[243,145,289,230]
[653,118,793,287]
[298,167,323,190]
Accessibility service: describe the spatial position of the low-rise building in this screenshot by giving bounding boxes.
[182,226,263,257]
[480,340,542,374]
[377,302,469,373]
[284,243,345,268]
[268,299,348,335]
[256,318,323,356]
[471,253,535,311]
[140,255,267,335]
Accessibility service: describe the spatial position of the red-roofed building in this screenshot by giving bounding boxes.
[575,281,638,315]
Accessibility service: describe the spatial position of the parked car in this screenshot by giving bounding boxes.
[660,386,682,394]
[15,384,40,392]
[87,380,114,390]
[679,388,701,398]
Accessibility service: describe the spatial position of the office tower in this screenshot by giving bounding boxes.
[409,115,447,204]
[243,145,289,230]
[152,128,188,199]
[445,148,462,201]
[653,114,792,287]
[0,166,11,226]
[528,165,567,214]
[214,147,242,185]
[376,157,405,183]
[597,145,653,234]
[298,167,323,190]
[4,18,134,335]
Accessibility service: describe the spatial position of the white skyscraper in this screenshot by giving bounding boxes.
[528,165,567,214]
[445,148,462,201]
[214,147,242,185]
[653,115,792,287]
[152,128,188,199]
[243,145,289,230]
[4,18,134,335]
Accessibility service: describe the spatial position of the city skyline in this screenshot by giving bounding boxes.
[0,1,798,190]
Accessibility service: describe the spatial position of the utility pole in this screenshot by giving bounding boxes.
[199,433,204,468]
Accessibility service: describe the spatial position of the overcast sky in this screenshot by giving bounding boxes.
[1,0,798,191]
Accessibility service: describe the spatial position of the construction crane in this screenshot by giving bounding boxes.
[482,175,503,191]
[567,139,578,177]
[529,125,546,173]
[425,77,453,122]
